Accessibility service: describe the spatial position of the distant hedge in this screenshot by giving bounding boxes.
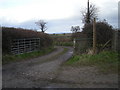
[2,27,53,54]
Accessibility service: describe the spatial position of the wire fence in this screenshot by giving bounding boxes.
[74,31,119,54]
[112,30,120,52]
[74,38,92,54]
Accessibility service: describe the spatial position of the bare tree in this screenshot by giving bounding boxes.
[81,0,98,24]
[71,26,80,33]
[71,26,80,40]
[35,20,47,33]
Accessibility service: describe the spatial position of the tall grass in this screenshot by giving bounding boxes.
[66,51,119,73]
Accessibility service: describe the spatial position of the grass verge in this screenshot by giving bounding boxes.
[2,47,55,64]
[65,51,119,74]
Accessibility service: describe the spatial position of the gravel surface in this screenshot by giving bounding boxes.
[2,46,118,88]
[2,46,73,88]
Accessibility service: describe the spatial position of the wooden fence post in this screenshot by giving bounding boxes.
[73,38,76,49]
[93,18,96,54]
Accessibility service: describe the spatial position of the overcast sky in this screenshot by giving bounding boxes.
[0,0,118,33]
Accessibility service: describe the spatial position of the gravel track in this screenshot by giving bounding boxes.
[2,46,73,88]
[2,46,118,88]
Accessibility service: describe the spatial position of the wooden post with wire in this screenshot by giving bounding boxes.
[93,18,96,54]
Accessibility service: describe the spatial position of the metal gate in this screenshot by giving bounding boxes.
[11,38,40,54]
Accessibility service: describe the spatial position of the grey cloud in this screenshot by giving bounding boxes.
[100,9,118,28]
[47,16,82,33]
[1,16,82,33]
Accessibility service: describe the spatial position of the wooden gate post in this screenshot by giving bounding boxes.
[93,18,96,54]
[73,38,76,49]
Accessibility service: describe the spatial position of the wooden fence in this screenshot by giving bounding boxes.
[11,38,40,54]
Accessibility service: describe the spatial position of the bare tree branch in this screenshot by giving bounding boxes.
[71,26,80,33]
[81,3,98,24]
[35,20,47,33]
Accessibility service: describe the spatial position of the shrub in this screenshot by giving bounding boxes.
[82,20,114,51]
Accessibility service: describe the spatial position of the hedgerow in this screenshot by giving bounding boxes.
[2,27,53,54]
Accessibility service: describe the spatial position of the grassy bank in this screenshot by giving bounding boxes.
[65,51,119,73]
[3,47,55,64]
